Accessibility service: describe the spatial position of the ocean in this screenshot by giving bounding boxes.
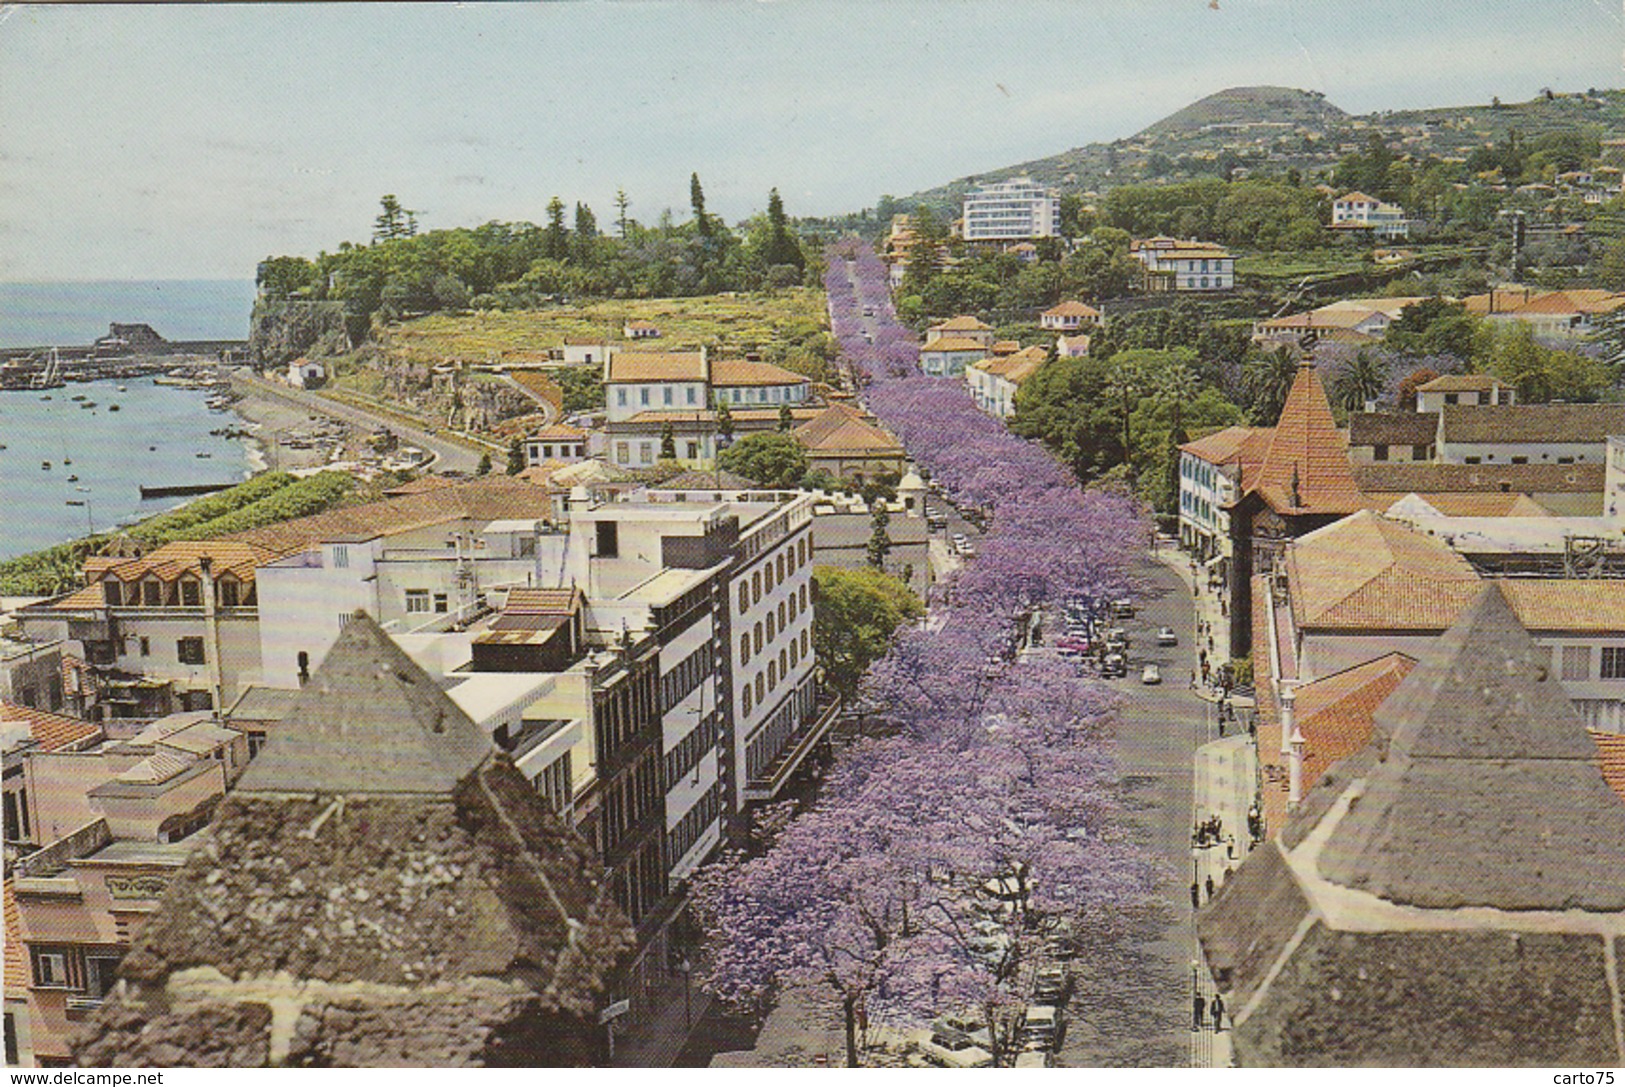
[0,378,255,561]
[0,279,258,349]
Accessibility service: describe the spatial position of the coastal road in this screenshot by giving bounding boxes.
[229,369,484,474]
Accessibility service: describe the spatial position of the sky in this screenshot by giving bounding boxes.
[1,0,1622,281]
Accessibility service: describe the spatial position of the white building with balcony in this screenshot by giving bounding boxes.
[961,177,1061,242]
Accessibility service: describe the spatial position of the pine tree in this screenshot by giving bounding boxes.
[716,397,736,441]
[615,189,632,238]
[660,421,677,460]
[507,437,526,475]
[691,172,711,237]
[573,203,599,264]
[763,188,805,271]
[476,452,493,476]
[779,403,794,431]
[544,196,569,261]
[372,195,416,243]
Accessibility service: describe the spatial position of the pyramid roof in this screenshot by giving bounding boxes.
[235,613,494,796]
[793,402,904,456]
[1317,583,1625,910]
[1250,362,1364,515]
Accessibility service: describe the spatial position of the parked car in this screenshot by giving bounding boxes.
[918,1031,993,1069]
[932,1014,993,1051]
[1102,653,1127,678]
[1156,626,1178,647]
[1111,598,1135,619]
[1020,1004,1064,1050]
[1014,1050,1051,1068]
[1141,664,1162,685]
[1056,636,1089,652]
[951,532,967,549]
[1034,964,1070,1003]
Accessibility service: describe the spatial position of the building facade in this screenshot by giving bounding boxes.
[960,178,1060,242]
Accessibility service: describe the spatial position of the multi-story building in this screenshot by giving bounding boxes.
[524,423,589,466]
[965,346,1046,419]
[602,351,813,468]
[960,177,1060,242]
[1435,403,1625,466]
[1465,287,1625,340]
[1329,190,1411,238]
[1413,373,1514,412]
[924,315,995,349]
[791,402,908,482]
[1130,236,1235,291]
[16,542,275,722]
[1039,301,1102,333]
[1176,425,1272,564]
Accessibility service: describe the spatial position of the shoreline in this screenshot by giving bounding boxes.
[224,374,353,474]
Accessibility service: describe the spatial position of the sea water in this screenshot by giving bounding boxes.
[0,378,254,561]
[0,280,257,349]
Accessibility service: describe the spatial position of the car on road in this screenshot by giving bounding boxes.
[1156,626,1179,647]
[917,1031,993,1069]
[1111,598,1135,619]
[1101,653,1127,678]
[1020,1005,1064,1051]
[958,541,976,557]
[1056,636,1090,653]
[1034,965,1070,1004]
[1141,664,1161,685]
[951,532,967,548]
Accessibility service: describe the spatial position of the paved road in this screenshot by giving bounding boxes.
[230,369,484,474]
[1053,552,1208,1067]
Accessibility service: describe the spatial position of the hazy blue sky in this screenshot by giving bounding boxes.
[2,1,1622,280]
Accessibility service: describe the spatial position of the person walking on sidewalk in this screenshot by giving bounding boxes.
[1210,993,1225,1032]
[1193,993,1206,1031]
[1205,874,1216,902]
[1190,880,1201,909]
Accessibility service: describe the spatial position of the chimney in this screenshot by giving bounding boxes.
[198,555,225,714]
[1278,683,1297,758]
[1288,726,1306,809]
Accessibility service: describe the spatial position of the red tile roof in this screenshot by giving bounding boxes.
[1294,653,1418,792]
[1251,363,1364,515]
[1592,729,1625,805]
[793,403,905,456]
[0,700,103,752]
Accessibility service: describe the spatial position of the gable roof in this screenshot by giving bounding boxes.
[929,315,992,332]
[234,613,494,796]
[1292,652,1416,794]
[1285,511,1480,630]
[1250,363,1364,515]
[1363,491,1552,517]
[1439,402,1625,445]
[969,346,1047,382]
[1319,583,1625,910]
[1336,190,1380,203]
[920,337,995,354]
[1593,729,1625,805]
[1042,301,1101,318]
[709,358,807,387]
[1347,411,1438,448]
[793,402,905,456]
[525,423,586,441]
[1415,373,1507,393]
[1180,425,1266,464]
[1351,460,1604,495]
[0,700,103,752]
[229,477,551,554]
[604,351,706,383]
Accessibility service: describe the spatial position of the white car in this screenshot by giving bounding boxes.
[917,1031,993,1069]
[1141,664,1161,685]
[1156,626,1178,647]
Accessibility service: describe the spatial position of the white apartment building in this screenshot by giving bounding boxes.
[1130,236,1235,291]
[965,346,1046,419]
[961,178,1061,242]
[1330,191,1410,238]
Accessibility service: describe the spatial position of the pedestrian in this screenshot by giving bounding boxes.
[1210,993,1225,1031]
[1193,993,1206,1031]
[1226,836,1236,860]
[1190,881,1201,909]
[1217,717,1226,738]
[1205,874,1216,901]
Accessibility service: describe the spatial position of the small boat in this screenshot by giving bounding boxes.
[195,452,213,459]
[108,404,121,412]
[65,500,85,507]
[117,385,128,392]
[79,401,96,409]
[148,446,157,452]
[76,486,90,493]
[70,394,85,402]
[41,461,51,470]
[40,395,51,401]
[67,474,79,482]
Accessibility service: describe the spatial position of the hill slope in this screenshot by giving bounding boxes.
[897,85,1625,211]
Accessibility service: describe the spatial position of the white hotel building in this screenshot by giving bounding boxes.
[961,178,1061,242]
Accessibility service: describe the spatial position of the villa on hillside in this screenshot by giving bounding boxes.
[1330,190,1411,238]
[1130,236,1234,292]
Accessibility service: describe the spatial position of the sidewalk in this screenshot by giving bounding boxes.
[1150,537,1233,671]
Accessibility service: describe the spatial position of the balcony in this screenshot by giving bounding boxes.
[743,692,842,802]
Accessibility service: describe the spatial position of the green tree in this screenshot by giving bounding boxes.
[543,197,570,261]
[1483,322,1613,403]
[778,403,795,431]
[476,451,493,476]
[1242,348,1302,424]
[717,431,808,488]
[660,420,678,460]
[716,396,736,441]
[573,202,599,264]
[256,256,319,299]
[691,172,711,237]
[761,188,805,271]
[1329,349,1392,412]
[866,503,892,569]
[811,566,923,702]
[372,195,417,243]
[506,437,526,475]
[614,189,632,238]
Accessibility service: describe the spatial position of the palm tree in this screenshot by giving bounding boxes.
[1330,348,1391,412]
[1157,363,1202,434]
[1242,347,1301,424]
[1102,359,1147,467]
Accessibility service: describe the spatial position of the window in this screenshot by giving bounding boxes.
[740,634,750,665]
[405,590,430,614]
[738,584,749,613]
[755,673,765,704]
[139,636,150,657]
[176,637,205,665]
[31,948,77,989]
[800,584,809,611]
[1602,646,1625,680]
[1413,446,1428,461]
[596,521,620,558]
[103,581,122,606]
[181,580,201,607]
[687,386,698,405]
[664,387,673,405]
[686,441,698,460]
[753,571,762,600]
[766,614,776,641]
[778,601,787,627]
[640,442,653,465]
[616,442,631,464]
[617,389,628,407]
[767,660,777,690]
[777,554,786,582]
[1562,646,1591,681]
[640,388,650,406]
[1445,393,1459,405]
[332,544,349,568]
[1465,456,1482,465]
[1511,456,1529,465]
[218,579,240,607]
[754,623,763,653]
[143,581,162,607]
[801,629,810,655]
[742,684,753,716]
[433,592,449,613]
[1372,445,1389,462]
[780,648,788,676]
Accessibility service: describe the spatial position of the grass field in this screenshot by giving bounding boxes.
[375,288,829,366]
